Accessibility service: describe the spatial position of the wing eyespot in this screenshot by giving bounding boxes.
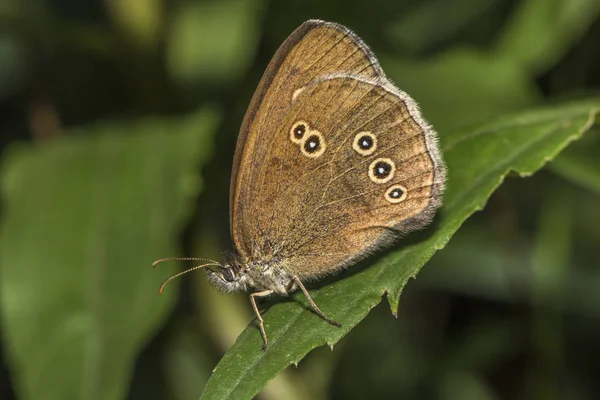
[352,132,377,156]
[368,158,395,183]
[385,184,407,203]
[300,131,326,158]
[290,121,310,144]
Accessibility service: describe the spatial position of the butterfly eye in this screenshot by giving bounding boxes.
[301,131,326,158]
[352,132,377,156]
[290,121,310,144]
[385,184,407,203]
[221,267,236,282]
[368,158,396,183]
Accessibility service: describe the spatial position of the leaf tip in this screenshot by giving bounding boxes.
[384,290,400,316]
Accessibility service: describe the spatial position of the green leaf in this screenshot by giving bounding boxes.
[494,0,600,73]
[200,99,600,400]
[167,0,265,85]
[106,0,163,48]
[382,50,540,133]
[385,0,500,52]
[0,108,219,400]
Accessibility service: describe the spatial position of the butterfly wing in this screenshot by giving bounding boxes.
[231,20,384,237]
[231,21,445,279]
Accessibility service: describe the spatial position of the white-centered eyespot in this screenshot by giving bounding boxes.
[368,158,396,183]
[385,184,407,203]
[290,121,310,144]
[300,130,326,158]
[352,131,377,156]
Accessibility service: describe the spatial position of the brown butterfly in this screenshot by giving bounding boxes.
[155,19,446,348]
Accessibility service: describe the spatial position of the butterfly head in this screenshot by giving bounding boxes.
[205,252,252,293]
[153,255,250,294]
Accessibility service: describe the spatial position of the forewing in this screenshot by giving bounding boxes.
[230,20,385,253]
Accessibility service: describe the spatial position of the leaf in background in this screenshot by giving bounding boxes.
[381,49,540,133]
[167,0,264,85]
[385,0,500,52]
[200,99,600,400]
[494,0,600,74]
[0,108,219,400]
[106,0,163,49]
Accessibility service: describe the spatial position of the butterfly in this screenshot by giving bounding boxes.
[155,19,446,349]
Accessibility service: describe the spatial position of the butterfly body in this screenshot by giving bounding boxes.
[206,254,294,295]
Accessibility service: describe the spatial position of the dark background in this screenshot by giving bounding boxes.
[1,0,599,399]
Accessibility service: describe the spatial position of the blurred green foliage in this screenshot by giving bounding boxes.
[0,110,218,400]
[0,1,599,400]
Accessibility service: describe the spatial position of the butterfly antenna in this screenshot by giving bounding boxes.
[152,257,220,268]
[158,263,222,294]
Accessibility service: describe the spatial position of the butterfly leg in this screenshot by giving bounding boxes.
[292,276,341,327]
[249,290,274,349]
